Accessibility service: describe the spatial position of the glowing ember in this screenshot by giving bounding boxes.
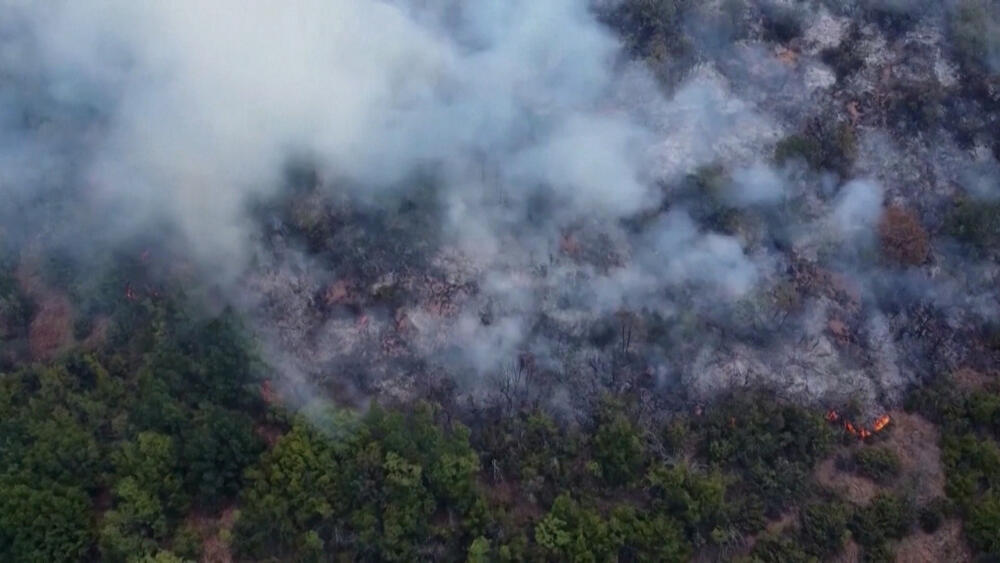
[872,414,891,433]
[826,408,892,440]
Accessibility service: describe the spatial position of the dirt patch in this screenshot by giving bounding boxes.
[27,293,74,361]
[831,539,861,563]
[894,519,971,563]
[188,506,237,563]
[728,510,799,560]
[254,423,284,448]
[482,479,543,526]
[765,509,799,535]
[877,411,944,503]
[815,411,944,506]
[951,367,994,392]
[16,258,76,361]
[815,456,881,505]
[81,316,109,350]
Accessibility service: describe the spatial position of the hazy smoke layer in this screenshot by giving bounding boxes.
[2,0,999,417]
[13,1,663,271]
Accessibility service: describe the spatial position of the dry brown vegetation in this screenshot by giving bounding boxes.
[816,410,943,506]
[15,260,75,361]
[27,293,74,361]
[894,519,971,563]
[815,457,881,505]
[879,205,930,266]
[815,410,961,561]
[951,367,995,392]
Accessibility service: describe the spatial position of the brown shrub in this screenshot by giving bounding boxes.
[28,294,74,361]
[879,206,929,265]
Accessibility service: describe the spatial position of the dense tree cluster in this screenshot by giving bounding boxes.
[0,250,266,561]
[907,377,1000,557]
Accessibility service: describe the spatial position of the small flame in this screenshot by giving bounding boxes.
[872,414,891,433]
[826,408,892,440]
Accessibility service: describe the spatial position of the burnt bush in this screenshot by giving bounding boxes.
[761,3,803,44]
[886,80,945,133]
[864,0,929,38]
[944,198,1000,251]
[878,206,929,265]
[821,25,866,80]
[598,0,690,63]
[949,0,1000,75]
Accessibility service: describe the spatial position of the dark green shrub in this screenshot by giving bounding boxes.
[749,530,810,563]
[917,498,951,533]
[965,492,1000,557]
[850,493,914,547]
[862,541,895,563]
[853,447,902,483]
[800,501,851,557]
[592,397,645,487]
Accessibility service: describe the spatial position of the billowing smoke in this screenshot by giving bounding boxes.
[2,0,999,417]
[11,0,664,273]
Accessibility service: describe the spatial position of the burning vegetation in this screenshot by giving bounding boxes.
[827,410,893,440]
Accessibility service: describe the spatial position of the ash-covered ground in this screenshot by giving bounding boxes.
[3,1,1000,420]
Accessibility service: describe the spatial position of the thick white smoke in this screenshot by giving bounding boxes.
[15,0,666,278]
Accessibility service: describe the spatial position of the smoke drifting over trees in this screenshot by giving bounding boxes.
[2,0,1000,418]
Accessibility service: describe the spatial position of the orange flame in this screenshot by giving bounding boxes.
[872,415,891,433]
[826,408,892,440]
